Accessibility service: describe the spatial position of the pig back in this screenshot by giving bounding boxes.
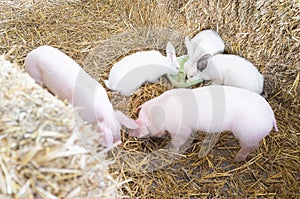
[25,46,81,102]
[192,85,274,133]
[159,88,214,133]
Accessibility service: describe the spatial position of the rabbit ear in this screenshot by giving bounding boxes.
[185,36,193,57]
[197,54,210,72]
[166,42,176,61]
[166,42,180,69]
[166,41,176,55]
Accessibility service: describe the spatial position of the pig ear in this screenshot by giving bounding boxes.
[136,105,151,127]
[197,54,210,72]
[138,113,151,127]
[114,110,138,129]
[148,105,166,135]
[136,105,142,114]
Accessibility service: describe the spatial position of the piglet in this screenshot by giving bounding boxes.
[25,45,136,147]
[128,85,278,162]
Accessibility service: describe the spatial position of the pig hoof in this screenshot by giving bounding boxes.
[168,146,180,153]
[233,155,246,162]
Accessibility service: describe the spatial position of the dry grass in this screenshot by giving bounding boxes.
[0,55,122,198]
[0,0,299,198]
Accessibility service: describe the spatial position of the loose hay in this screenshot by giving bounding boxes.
[0,56,122,198]
[0,0,299,198]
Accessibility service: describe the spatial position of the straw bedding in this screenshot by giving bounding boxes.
[0,0,299,198]
[0,55,122,198]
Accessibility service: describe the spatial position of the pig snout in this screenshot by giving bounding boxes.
[129,129,139,137]
[129,128,149,138]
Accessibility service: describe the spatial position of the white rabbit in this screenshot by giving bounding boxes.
[104,42,179,96]
[184,29,225,77]
[192,54,264,94]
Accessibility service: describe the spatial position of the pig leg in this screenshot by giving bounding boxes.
[156,130,166,138]
[234,142,259,162]
[169,127,192,153]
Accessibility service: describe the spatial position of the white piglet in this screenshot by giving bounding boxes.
[25,45,136,147]
[195,54,264,94]
[104,42,179,96]
[127,85,278,162]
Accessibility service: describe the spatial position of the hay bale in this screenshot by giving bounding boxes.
[0,55,122,198]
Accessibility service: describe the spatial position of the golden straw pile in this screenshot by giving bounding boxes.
[0,0,299,198]
[0,55,123,198]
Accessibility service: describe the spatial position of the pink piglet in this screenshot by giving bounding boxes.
[127,85,278,162]
[25,45,136,147]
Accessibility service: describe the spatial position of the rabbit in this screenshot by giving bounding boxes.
[25,45,137,147]
[125,85,278,162]
[184,29,225,78]
[190,54,264,94]
[104,42,179,96]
